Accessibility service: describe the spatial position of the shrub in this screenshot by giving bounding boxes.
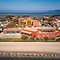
[29,37,36,41]
[21,35,28,40]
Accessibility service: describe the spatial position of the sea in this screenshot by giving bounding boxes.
[0,13,60,18]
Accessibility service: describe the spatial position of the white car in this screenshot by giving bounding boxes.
[58,27,60,30]
[0,28,2,31]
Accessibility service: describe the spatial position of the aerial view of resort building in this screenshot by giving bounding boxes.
[0,15,60,42]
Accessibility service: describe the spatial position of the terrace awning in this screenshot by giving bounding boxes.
[21,31,32,34]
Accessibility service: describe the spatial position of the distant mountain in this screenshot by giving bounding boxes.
[45,10,60,14]
[0,10,60,14]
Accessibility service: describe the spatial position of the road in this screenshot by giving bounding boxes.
[0,42,60,58]
[0,42,60,53]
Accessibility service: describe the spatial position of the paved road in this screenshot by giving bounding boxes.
[0,42,60,53]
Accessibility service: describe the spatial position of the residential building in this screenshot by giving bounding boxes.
[32,20,40,27]
[18,17,40,27]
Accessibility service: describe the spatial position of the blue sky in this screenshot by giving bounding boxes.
[0,0,60,12]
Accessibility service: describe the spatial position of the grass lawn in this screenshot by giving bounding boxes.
[0,38,38,42]
[0,38,56,42]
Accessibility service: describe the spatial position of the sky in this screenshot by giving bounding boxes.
[0,0,60,12]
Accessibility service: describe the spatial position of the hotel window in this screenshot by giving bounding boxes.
[11,31,15,33]
[27,34,30,36]
[21,32,23,34]
[17,31,19,33]
[7,31,10,33]
[48,30,53,32]
[34,35,35,37]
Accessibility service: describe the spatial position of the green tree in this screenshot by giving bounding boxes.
[21,35,28,41]
[47,18,53,22]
